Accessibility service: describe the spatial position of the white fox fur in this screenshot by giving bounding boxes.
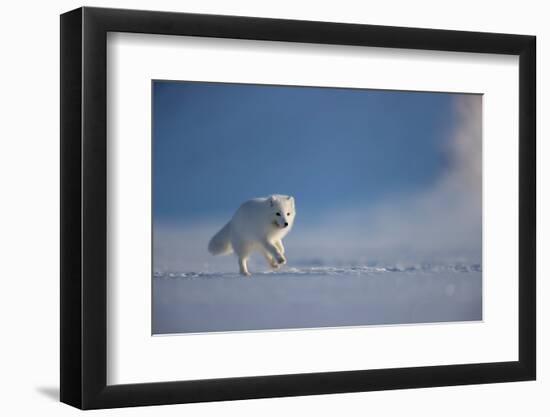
[208,195,296,276]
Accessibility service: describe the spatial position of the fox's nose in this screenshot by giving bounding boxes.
[284,222,289,227]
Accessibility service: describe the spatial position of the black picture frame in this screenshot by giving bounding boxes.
[60,6,536,410]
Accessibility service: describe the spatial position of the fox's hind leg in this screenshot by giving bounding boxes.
[238,257,251,276]
[232,238,252,276]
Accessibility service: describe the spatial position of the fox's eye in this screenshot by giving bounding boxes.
[276,212,281,216]
[287,213,290,216]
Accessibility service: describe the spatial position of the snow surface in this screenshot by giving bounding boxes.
[153,265,482,334]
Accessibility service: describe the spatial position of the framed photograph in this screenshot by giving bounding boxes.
[60,6,536,409]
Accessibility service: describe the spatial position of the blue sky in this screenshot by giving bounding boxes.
[153,81,457,225]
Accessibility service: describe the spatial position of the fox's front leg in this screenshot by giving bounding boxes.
[263,250,280,269]
[263,240,286,265]
[275,240,285,255]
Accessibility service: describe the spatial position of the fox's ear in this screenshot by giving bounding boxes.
[269,196,275,207]
[288,196,295,207]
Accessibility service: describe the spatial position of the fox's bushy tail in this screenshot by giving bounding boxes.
[208,222,233,255]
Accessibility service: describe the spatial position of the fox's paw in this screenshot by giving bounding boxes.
[269,259,281,269]
[276,255,287,265]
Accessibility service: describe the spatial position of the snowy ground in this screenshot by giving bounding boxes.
[153,265,482,334]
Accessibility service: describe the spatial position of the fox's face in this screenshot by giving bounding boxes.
[269,195,296,230]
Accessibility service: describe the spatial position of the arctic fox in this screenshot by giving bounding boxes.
[208,195,296,276]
